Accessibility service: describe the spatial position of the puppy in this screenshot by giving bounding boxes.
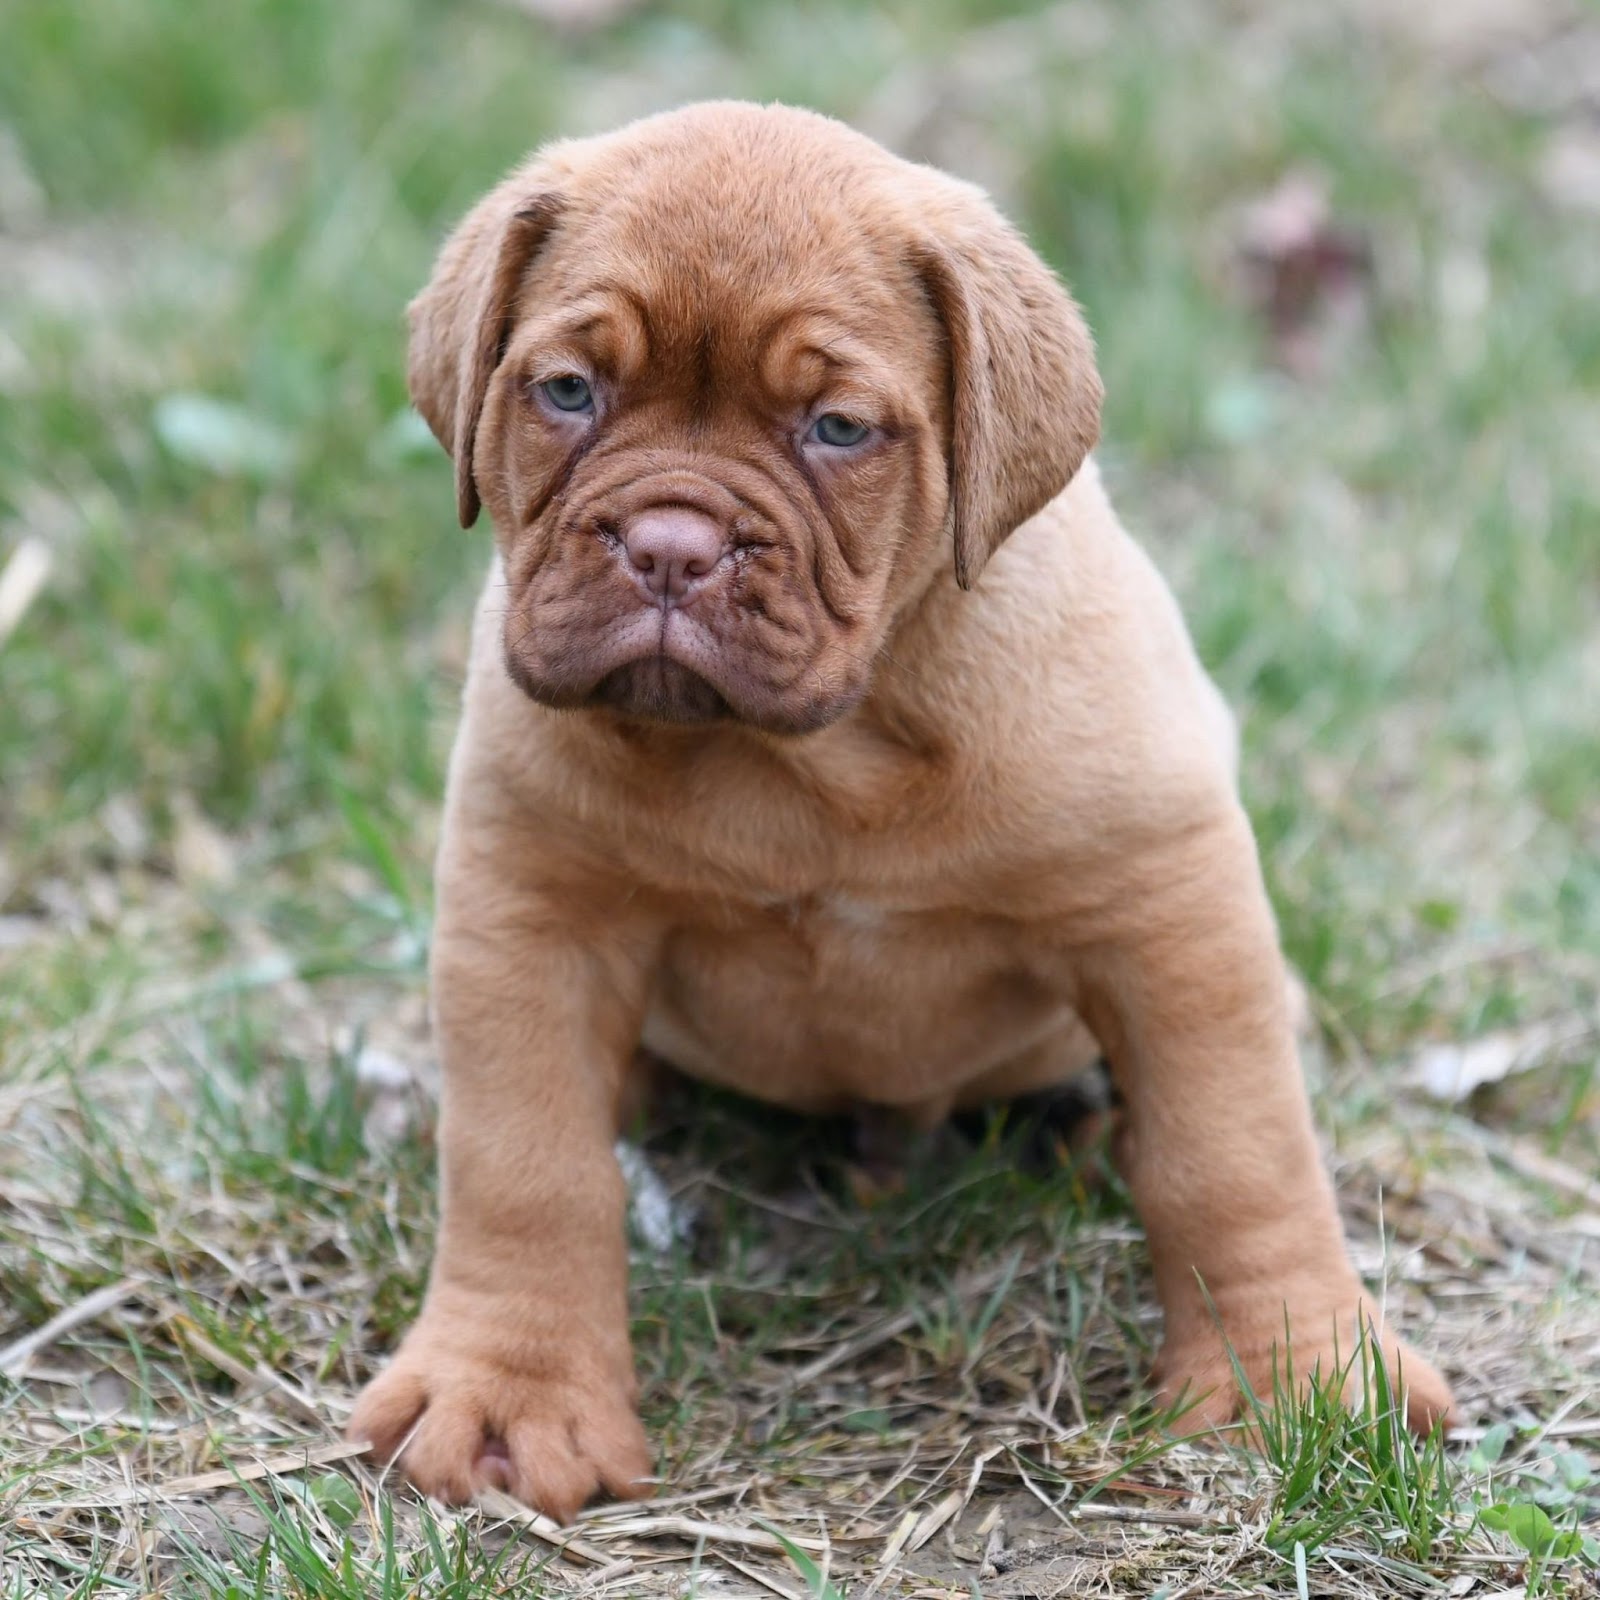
[349,101,1454,1517]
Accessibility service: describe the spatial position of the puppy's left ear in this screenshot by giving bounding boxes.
[408,188,564,529]
[916,202,1103,588]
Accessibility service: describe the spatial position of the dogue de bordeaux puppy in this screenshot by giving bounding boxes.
[349,100,1455,1518]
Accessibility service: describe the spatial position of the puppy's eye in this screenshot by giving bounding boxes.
[540,375,594,413]
[810,412,869,448]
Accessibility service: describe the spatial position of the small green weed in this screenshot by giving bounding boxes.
[1227,1317,1458,1566]
[1466,1422,1600,1595]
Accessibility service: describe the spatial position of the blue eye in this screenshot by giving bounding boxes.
[541,375,593,412]
[811,412,869,447]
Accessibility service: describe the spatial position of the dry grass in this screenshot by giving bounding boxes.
[2,0,1598,1593]
[1,951,1596,1595]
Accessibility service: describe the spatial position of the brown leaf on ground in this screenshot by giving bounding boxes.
[1235,171,1374,379]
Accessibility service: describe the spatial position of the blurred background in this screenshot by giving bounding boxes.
[0,0,1597,1588]
[2,0,1597,1038]
[3,0,1597,1038]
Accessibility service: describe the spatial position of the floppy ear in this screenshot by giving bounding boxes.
[916,209,1103,588]
[407,190,564,528]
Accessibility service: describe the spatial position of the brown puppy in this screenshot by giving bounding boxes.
[349,101,1455,1517]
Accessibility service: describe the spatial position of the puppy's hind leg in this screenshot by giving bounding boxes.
[1068,803,1456,1437]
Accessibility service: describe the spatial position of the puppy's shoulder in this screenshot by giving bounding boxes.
[896,462,1241,843]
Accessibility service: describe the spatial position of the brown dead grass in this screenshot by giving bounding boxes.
[1,951,1596,1595]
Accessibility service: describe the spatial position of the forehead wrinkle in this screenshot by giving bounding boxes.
[756,301,883,354]
[518,289,651,379]
[586,281,656,366]
[758,323,893,409]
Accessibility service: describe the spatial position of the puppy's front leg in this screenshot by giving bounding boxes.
[349,823,655,1518]
[1074,804,1455,1435]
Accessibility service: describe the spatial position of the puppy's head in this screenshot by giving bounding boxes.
[410,102,1101,733]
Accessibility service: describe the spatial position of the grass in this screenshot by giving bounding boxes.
[2,0,1598,1593]
[1228,1316,1458,1564]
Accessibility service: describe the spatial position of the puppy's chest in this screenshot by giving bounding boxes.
[643,889,1069,1109]
[740,887,914,949]
[674,884,974,977]
[559,703,984,901]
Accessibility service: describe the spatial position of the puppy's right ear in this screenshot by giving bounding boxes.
[408,190,563,528]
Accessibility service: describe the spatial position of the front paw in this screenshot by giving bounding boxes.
[347,1309,652,1520]
[1152,1296,1457,1440]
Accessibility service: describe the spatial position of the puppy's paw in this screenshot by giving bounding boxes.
[348,1315,652,1520]
[1152,1300,1457,1441]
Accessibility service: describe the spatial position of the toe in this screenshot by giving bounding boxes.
[402,1396,490,1505]
[1154,1362,1236,1433]
[1396,1352,1458,1436]
[506,1418,597,1524]
[578,1412,654,1502]
[347,1367,426,1461]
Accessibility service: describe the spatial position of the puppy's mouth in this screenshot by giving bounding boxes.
[503,576,866,736]
[503,608,742,727]
[590,657,730,724]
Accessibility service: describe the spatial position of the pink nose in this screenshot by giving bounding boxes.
[622,506,725,602]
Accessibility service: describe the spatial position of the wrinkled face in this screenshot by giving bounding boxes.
[410,105,1103,734]
[474,192,951,733]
